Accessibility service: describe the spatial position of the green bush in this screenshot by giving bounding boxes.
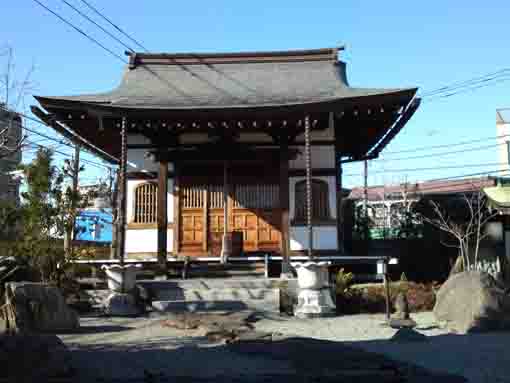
[336,281,439,315]
[335,268,354,295]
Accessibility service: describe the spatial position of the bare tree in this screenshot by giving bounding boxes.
[421,190,497,272]
[0,45,33,159]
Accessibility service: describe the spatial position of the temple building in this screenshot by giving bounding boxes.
[32,47,420,273]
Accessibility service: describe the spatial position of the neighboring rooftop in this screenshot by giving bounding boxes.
[497,108,510,124]
[349,176,499,200]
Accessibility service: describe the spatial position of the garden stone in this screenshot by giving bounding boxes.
[103,292,140,316]
[0,317,6,334]
[434,271,510,333]
[278,279,298,315]
[4,282,79,333]
[0,334,74,381]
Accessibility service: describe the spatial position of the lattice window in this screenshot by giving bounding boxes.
[182,184,205,208]
[133,182,158,223]
[294,179,330,221]
[234,184,279,209]
[208,184,224,209]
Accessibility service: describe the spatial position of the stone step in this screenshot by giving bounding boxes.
[153,288,277,302]
[152,298,277,313]
[140,277,282,289]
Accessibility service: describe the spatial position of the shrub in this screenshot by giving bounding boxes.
[336,281,439,315]
[335,268,354,295]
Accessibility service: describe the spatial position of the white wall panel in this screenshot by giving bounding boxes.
[125,229,174,253]
[290,226,338,250]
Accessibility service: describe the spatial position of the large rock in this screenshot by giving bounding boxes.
[3,282,79,333]
[433,271,510,333]
[0,334,74,381]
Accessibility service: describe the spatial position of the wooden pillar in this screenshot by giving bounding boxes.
[157,157,168,275]
[220,160,231,263]
[173,163,180,257]
[333,113,344,253]
[336,152,344,253]
[280,138,290,270]
[304,115,313,259]
[117,116,128,291]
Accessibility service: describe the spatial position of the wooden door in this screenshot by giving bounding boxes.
[179,183,206,255]
[179,176,281,256]
[231,184,281,253]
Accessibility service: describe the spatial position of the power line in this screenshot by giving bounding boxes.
[383,134,510,155]
[26,142,113,170]
[420,69,510,98]
[343,162,508,177]
[77,0,149,52]
[31,0,127,63]
[422,76,510,103]
[376,143,503,162]
[59,0,135,53]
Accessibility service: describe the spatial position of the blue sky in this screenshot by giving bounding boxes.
[2,0,510,187]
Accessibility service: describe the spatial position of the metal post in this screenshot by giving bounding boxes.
[304,115,313,259]
[118,116,128,293]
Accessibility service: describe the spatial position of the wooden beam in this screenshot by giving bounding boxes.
[173,163,180,257]
[157,159,168,275]
[279,138,290,268]
[333,112,344,253]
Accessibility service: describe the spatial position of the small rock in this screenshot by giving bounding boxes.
[389,317,417,329]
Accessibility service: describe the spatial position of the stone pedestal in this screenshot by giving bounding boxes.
[103,293,140,316]
[292,261,336,318]
[102,264,141,292]
[295,288,336,318]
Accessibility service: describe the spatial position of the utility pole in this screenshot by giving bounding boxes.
[64,145,80,255]
[363,159,369,240]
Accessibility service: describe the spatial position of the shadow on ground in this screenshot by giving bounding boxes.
[63,331,468,383]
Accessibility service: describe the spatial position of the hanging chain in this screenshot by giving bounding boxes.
[119,116,127,270]
[304,115,313,259]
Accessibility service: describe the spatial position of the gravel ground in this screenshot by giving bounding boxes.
[255,312,510,383]
[57,311,510,383]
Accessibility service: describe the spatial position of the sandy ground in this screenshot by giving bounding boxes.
[58,311,510,383]
[255,312,510,383]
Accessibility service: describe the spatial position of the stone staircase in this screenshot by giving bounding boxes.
[83,278,282,313]
[142,278,281,313]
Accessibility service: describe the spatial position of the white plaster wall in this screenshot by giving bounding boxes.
[289,176,337,220]
[289,145,335,169]
[127,179,174,223]
[127,149,176,174]
[125,229,174,254]
[497,122,510,175]
[290,226,338,250]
